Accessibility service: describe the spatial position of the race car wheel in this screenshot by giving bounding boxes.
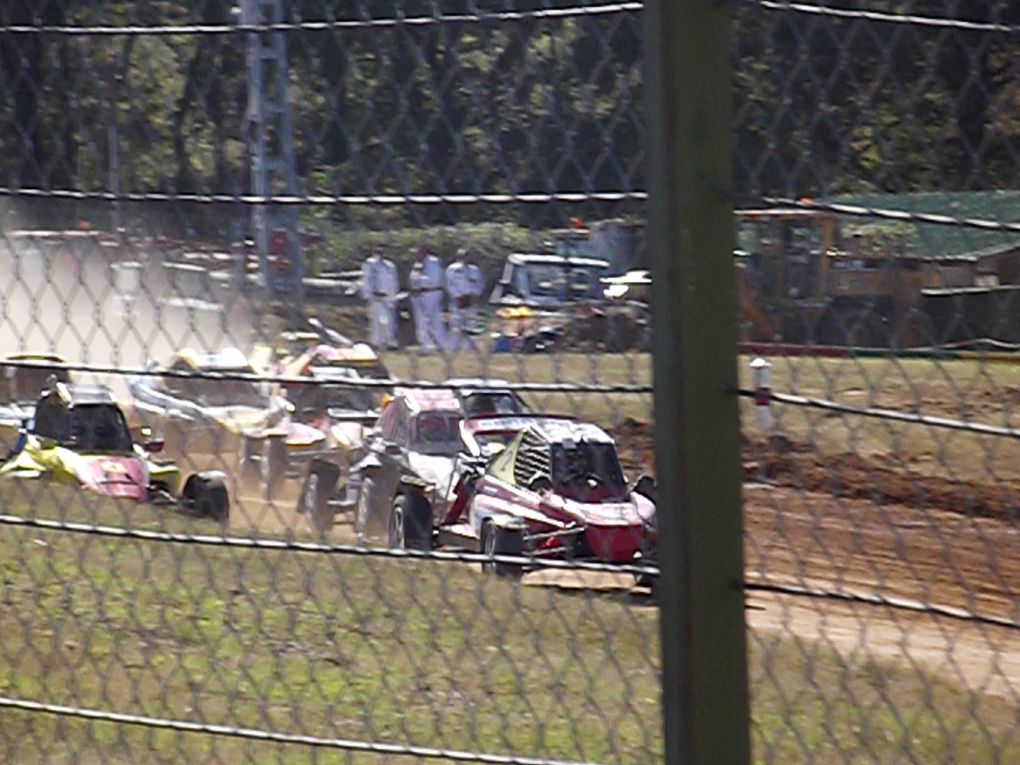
[298,460,340,534]
[239,436,257,480]
[390,493,432,551]
[634,572,658,593]
[261,437,288,501]
[388,499,406,549]
[481,521,524,579]
[181,473,229,522]
[354,475,374,544]
[633,475,656,503]
[198,477,230,522]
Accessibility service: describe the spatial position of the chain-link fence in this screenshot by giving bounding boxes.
[0,3,659,764]
[0,0,1018,763]
[735,1,1020,762]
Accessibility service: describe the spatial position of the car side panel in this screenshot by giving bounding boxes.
[470,476,560,539]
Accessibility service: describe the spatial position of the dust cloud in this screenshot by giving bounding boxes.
[0,231,274,396]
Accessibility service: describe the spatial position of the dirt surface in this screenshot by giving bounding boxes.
[606,417,1020,698]
[175,415,1020,689]
[746,591,1020,701]
[746,435,1020,522]
[219,418,1020,632]
[610,419,1020,613]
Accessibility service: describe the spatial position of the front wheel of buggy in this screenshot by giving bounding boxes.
[634,572,657,593]
[262,437,288,501]
[390,494,432,551]
[299,462,340,534]
[481,521,524,579]
[354,476,374,544]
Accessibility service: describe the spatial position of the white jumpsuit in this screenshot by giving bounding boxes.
[359,255,400,349]
[444,261,485,352]
[409,254,446,351]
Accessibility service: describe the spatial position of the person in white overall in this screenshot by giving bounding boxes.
[444,247,484,352]
[409,244,446,352]
[359,247,400,349]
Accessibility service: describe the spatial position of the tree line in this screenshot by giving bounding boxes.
[0,0,1016,239]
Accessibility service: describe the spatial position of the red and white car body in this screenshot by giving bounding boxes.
[437,417,656,566]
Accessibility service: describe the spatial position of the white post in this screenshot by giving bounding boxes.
[750,357,773,432]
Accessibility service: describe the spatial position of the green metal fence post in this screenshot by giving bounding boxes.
[644,1,751,764]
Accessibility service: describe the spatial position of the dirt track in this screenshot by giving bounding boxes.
[5,229,1011,697]
[165,407,1020,704]
[608,418,1020,697]
[219,418,1020,631]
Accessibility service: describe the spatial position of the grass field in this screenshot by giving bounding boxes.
[384,350,1020,484]
[381,351,654,428]
[737,354,1020,486]
[2,486,1020,763]
[3,350,1019,762]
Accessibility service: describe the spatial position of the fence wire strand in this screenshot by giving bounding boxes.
[1,0,1018,762]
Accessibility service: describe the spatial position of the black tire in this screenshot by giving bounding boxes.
[634,475,656,503]
[389,493,433,551]
[198,477,230,522]
[262,437,288,500]
[181,473,229,522]
[481,521,524,578]
[298,461,341,534]
[179,474,199,514]
[635,572,658,594]
[354,475,375,544]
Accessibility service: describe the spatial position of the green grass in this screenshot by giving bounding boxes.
[4,351,1019,762]
[1,487,1020,762]
[384,349,1020,483]
[736,354,1020,483]
[0,487,661,764]
[381,351,654,427]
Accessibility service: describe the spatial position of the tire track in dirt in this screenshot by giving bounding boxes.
[611,418,1020,696]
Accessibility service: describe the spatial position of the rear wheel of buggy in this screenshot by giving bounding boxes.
[634,571,658,595]
[389,493,432,551]
[198,477,229,522]
[481,521,524,579]
[181,473,229,523]
[261,437,288,501]
[298,461,340,534]
[354,475,374,544]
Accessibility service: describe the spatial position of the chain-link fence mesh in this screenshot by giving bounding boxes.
[0,3,659,764]
[736,1,1020,762]
[0,0,1018,762]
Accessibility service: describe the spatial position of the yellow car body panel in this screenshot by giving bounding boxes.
[0,436,181,500]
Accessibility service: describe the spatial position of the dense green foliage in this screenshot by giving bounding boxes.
[0,0,1016,243]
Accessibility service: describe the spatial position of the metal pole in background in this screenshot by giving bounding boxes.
[243,0,301,305]
[242,0,271,299]
[644,1,751,764]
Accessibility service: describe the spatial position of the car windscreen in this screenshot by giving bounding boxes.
[460,391,525,417]
[186,377,268,408]
[550,441,627,500]
[70,404,134,452]
[289,381,375,416]
[412,412,463,456]
[524,264,605,300]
